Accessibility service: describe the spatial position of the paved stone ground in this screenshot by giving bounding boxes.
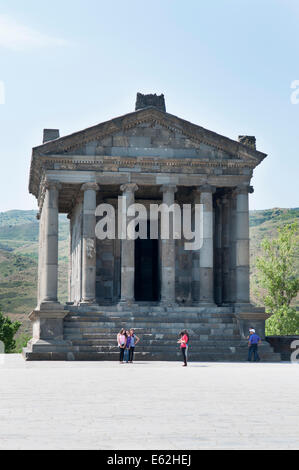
[0,355,298,450]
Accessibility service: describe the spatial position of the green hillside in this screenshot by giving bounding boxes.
[0,207,298,336]
[0,211,69,335]
[249,208,299,306]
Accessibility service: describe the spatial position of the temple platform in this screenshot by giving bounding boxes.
[23,306,281,362]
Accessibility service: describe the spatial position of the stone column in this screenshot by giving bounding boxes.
[81,183,99,304]
[120,183,138,304]
[67,213,72,304]
[160,184,177,305]
[192,189,201,303]
[221,194,231,304]
[235,185,251,304]
[40,181,61,307]
[229,192,237,303]
[26,181,68,356]
[214,198,222,305]
[199,184,215,304]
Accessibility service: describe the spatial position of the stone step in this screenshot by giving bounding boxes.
[68,336,245,345]
[67,331,240,338]
[64,322,236,334]
[24,350,280,362]
[65,316,236,325]
[67,341,276,351]
[65,311,235,319]
[64,332,241,341]
[66,306,234,315]
[64,326,238,337]
[66,342,245,349]
[68,345,270,354]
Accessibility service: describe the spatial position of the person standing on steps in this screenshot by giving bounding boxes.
[247,328,262,362]
[178,330,189,367]
[124,330,131,363]
[117,328,127,364]
[129,328,140,363]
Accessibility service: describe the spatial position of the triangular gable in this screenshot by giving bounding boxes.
[32,107,267,164]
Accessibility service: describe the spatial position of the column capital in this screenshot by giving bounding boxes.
[45,180,61,191]
[197,184,216,194]
[160,184,178,194]
[120,183,138,193]
[221,195,230,206]
[234,184,254,195]
[81,182,99,192]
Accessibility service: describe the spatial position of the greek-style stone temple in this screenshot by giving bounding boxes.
[23,93,280,361]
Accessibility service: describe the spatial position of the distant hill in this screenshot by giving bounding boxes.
[0,210,69,334]
[249,208,299,306]
[0,207,298,335]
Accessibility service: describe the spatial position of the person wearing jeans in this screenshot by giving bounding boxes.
[178,330,189,367]
[117,329,127,364]
[128,329,140,363]
[124,330,131,363]
[248,328,261,362]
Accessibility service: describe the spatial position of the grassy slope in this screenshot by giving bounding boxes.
[250,207,299,306]
[0,208,298,335]
[0,211,69,335]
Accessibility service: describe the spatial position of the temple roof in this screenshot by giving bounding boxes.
[29,101,267,199]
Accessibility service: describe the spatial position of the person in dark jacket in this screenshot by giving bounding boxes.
[128,328,140,363]
[248,328,262,362]
[124,330,131,363]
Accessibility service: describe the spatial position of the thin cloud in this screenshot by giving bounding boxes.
[0,14,70,51]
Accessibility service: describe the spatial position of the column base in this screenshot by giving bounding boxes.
[193,301,217,308]
[39,301,65,311]
[23,339,74,361]
[28,307,68,343]
[117,300,138,311]
[79,300,99,307]
[159,300,178,311]
[234,304,271,339]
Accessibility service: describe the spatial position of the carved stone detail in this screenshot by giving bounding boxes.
[198,184,216,194]
[135,93,166,112]
[120,183,138,193]
[81,182,99,192]
[235,185,254,195]
[160,184,178,194]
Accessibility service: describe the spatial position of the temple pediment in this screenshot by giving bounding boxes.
[29,97,267,199]
[32,107,266,163]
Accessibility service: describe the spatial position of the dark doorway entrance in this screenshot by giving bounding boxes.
[135,234,159,302]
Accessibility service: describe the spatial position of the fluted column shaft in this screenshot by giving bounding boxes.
[81,183,99,304]
[235,185,251,304]
[221,194,231,303]
[160,184,177,304]
[192,190,201,302]
[199,184,215,304]
[120,183,138,303]
[214,198,223,305]
[40,181,60,305]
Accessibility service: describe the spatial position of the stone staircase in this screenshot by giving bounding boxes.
[58,306,281,362]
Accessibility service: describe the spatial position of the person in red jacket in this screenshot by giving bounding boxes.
[178,330,189,367]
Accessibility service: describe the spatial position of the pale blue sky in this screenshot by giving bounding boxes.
[0,0,298,211]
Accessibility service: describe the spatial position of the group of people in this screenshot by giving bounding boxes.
[117,327,262,365]
[117,328,140,364]
[117,328,190,366]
